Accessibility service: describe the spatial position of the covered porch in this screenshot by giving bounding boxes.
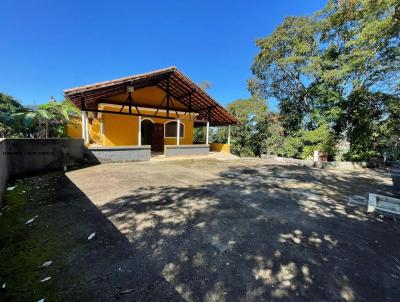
[65,67,238,161]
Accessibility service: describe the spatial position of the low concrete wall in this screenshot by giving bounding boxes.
[1,138,84,205]
[0,139,8,205]
[210,143,230,153]
[87,145,151,163]
[261,154,386,169]
[391,163,400,192]
[6,139,83,177]
[165,144,210,157]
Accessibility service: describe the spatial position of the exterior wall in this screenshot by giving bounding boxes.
[90,118,102,145]
[98,106,194,147]
[210,143,230,153]
[159,117,193,145]
[67,117,82,139]
[67,117,102,145]
[67,106,195,147]
[102,113,138,146]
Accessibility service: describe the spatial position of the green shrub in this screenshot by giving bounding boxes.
[282,135,303,158]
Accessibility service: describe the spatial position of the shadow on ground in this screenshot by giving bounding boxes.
[1,162,399,301]
[97,164,400,301]
[0,173,184,302]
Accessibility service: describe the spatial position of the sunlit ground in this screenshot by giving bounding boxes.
[1,158,397,301]
[64,158,400,301]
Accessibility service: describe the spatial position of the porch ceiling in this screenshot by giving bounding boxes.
[64,67,238,126]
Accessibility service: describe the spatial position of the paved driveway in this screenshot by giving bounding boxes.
[66,158,400,301]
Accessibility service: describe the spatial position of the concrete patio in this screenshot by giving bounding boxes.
[65,158,400,301]
[1,158,399,301]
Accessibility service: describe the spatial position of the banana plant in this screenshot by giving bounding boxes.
[0,93,79,138]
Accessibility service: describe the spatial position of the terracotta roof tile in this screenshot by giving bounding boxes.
[64,67,238,125]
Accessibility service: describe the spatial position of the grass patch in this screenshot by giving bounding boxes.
[0,173,89,301]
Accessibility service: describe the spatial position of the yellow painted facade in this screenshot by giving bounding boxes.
[65,85,234,151]
[101,113,138,146]
[99,104,195,147]
[67,105,195,147]
[90,118,102,145]
[210,143,230,153]
[66,117,82,139]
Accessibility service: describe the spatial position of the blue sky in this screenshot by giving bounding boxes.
[1,0,326,110]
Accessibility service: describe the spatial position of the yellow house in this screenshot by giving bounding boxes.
[64,67,237,161]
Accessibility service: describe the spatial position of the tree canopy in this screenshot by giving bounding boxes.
[243,0,400,161]
[224,96,268,157]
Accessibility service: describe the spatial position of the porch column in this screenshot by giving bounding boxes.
[81,112,89,145]
[206,121,210,145]
[81,112,85,140]
[138,115,142,146]
[85,113,90,144]
[176,119,180,146]
[100,119,104,146]
[227,125,231,145]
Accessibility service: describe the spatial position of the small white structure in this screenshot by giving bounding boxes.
[313,150,319,162]
[367,193,400,216]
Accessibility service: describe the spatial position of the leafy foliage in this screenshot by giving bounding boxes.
[0,93,30,137]
[0,93,24,113]
[345,89,400,160]
[300,123,337,160]
[263,114,285,156]
[211,126,229,144]
[318,0,400,92]
[0,93,79,138]
[248,0,400,161]
[193,127,206,143]
[264,116,337,160]
[249,16,317,132]
[226,96,268,157]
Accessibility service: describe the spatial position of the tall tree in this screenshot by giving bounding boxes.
[250,0,400,160]
[319,0,400,159]
[249,16,318,132]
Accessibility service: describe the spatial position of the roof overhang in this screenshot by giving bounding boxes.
[64,66,238,126]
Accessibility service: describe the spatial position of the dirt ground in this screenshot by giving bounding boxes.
[1,158,400,301]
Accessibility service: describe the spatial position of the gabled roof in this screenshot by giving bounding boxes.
[64,67,238,125]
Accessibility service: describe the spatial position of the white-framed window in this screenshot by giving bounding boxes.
[164,121,184,138]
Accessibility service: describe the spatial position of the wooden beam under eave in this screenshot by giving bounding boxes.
[83,108,197,122]
[97,102,197,115]
[156,83,193,112]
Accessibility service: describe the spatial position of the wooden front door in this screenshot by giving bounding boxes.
[151,123,164,152]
